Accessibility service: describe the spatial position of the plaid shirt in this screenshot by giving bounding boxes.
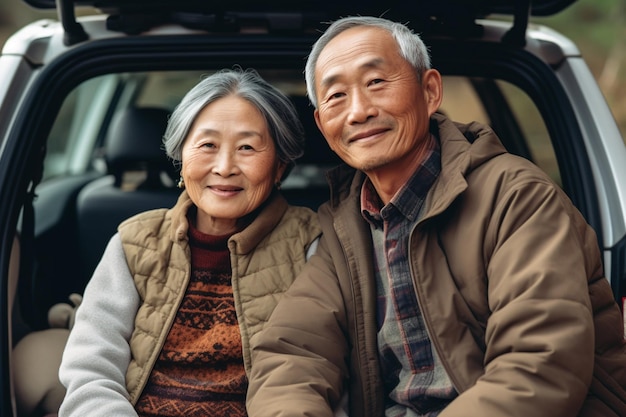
[361,137,457,416]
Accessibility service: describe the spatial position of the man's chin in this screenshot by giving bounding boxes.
[347,155,392,173]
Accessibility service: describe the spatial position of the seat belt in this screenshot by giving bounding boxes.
[18,145,45,329]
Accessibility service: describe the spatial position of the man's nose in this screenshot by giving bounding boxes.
[347,90,377,124]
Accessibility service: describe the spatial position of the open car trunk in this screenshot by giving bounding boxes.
[25,0,578,46]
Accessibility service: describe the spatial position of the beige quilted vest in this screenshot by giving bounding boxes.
[117,191,320,405]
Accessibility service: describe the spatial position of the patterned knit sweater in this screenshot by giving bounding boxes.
[135,222,247,417]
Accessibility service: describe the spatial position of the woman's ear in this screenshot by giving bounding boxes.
[276,160,288,183]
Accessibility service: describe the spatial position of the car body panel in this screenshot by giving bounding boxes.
[23,0,578,16]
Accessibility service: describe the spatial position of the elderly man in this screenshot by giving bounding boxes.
[247,16,626,417]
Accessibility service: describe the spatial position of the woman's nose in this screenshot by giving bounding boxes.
[212,149,237,176]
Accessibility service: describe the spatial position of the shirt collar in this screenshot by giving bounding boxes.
[360,135,441,224]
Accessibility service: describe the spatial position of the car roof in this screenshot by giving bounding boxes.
[23,0,578,17]
[22,0,578,49]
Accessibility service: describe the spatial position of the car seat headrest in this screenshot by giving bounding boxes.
[105,107,174,185]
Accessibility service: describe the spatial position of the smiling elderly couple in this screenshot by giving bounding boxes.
[58,14,626,417]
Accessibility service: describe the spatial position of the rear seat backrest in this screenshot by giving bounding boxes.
[290,95,342,169]
[282,96,342,210]
[75,107,181,288]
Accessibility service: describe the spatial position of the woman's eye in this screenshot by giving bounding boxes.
[240,144,254,151]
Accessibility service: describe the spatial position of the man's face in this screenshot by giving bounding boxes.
[313,26,441,178]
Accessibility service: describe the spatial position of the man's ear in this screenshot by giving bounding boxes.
[422,69,443,117]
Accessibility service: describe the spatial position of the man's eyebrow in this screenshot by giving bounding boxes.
[361,57,384,69]
[319,73,340,90]
[319,57,385,89]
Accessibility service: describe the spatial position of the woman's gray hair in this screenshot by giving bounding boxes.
[164,68,305,180]
[304,16,432,108]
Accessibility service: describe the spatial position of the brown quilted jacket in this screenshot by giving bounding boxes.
[248,114,626,417]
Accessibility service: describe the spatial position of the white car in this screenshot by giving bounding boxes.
[1,0,625,416]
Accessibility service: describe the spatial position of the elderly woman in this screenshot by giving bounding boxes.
[58,69,321,417]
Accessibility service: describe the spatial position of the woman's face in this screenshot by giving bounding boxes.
[181,95,286,235]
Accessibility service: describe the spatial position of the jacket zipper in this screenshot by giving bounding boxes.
[407,222,463,394]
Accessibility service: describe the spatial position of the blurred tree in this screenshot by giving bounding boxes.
[535,0,626,137]
[597,1,625,128]
[0,0,55,44]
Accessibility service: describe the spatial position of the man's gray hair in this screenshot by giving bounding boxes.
[304,16,432,108]
[163,68,305,180]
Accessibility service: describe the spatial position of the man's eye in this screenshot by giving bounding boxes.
[369,79,384,86]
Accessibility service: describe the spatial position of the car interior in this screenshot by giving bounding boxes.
[5,62,564,414]
[9,65,567,416]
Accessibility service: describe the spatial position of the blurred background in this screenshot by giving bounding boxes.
[1,0,625,140]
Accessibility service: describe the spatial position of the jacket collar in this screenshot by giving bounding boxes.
[168,189,289,255]
[229,191,288,255]
[325,113,508,220]
[169,190,194,242]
